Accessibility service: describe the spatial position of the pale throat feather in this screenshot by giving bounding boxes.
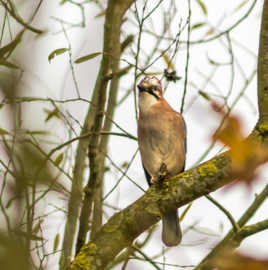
[138,92,159,113]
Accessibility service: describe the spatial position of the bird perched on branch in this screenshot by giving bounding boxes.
[137,76,186,246]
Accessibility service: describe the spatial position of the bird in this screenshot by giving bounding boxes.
[137,76,186,247]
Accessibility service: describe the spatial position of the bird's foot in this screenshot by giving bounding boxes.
[157,171,167,181]
[150,163,168,184]
[150,176,158,184]
[158,163,168,180]
[150,173,167,184]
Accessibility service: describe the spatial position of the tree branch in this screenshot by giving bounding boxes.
[0,0,43,34]
[258,0,268,124]
[60,0,136,268]
[195,183,268,270]
[238,219,268,239]
[70,130,268,270]
[205,194,240,233]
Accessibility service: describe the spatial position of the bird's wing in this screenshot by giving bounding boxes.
[182,115,187,154]
[169,109,187,172]
[142,163,152,186]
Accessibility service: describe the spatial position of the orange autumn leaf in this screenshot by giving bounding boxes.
[212,104,268,185]
[161,51,175,71]
[214,116,251,165]
[212,251,268,270]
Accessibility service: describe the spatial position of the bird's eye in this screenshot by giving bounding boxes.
[155,86,160,92]
[150,86,159,92]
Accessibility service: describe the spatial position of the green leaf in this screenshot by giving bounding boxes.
[161,52,174,70]
[207,57,221,66]
[195,0,207,16]
[121,161,129,169]
[48,48,69,63]
[95,10,106,18]
[143,72,162,76]
[104,166,110,172]
[33,219,43,234]
[198,90,211,101]
[25,130,50,135]
[191,22,206,30]
[0,58,19,69]
[0,31,24,58]
[233,0,249,13]
[54,153,64,166]
[53,233,60,252]
[205,28,215,36]
[20,97,42,102]
[75,52,102,64]
[0,127,10,135]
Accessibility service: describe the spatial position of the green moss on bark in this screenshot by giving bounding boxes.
[197,162,218,177]
[71,243,97,270]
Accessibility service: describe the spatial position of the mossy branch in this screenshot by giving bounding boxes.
[258,0,268,124]
[71,125,268,270]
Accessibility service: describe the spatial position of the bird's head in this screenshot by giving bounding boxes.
[137,76,163,100]
[138,76,163,113]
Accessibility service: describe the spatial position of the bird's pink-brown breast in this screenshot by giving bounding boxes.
[138,100,186,178]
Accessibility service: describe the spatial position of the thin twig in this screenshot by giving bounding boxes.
[0,0,43,34]
[205,194,240,233]
[180,0,191,114]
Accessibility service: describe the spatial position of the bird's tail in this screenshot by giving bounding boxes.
[162,210,182,246]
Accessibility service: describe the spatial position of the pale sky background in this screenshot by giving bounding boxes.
[1,0,267,269]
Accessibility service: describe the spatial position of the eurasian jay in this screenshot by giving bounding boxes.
[137,76,186,247]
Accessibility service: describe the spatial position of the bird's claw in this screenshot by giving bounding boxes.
[150,176,158,184]
[158,163,168,180]
[150,163,168,184]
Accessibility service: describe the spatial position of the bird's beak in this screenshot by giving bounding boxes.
[138,84,147,92]
[138,80,152,94]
